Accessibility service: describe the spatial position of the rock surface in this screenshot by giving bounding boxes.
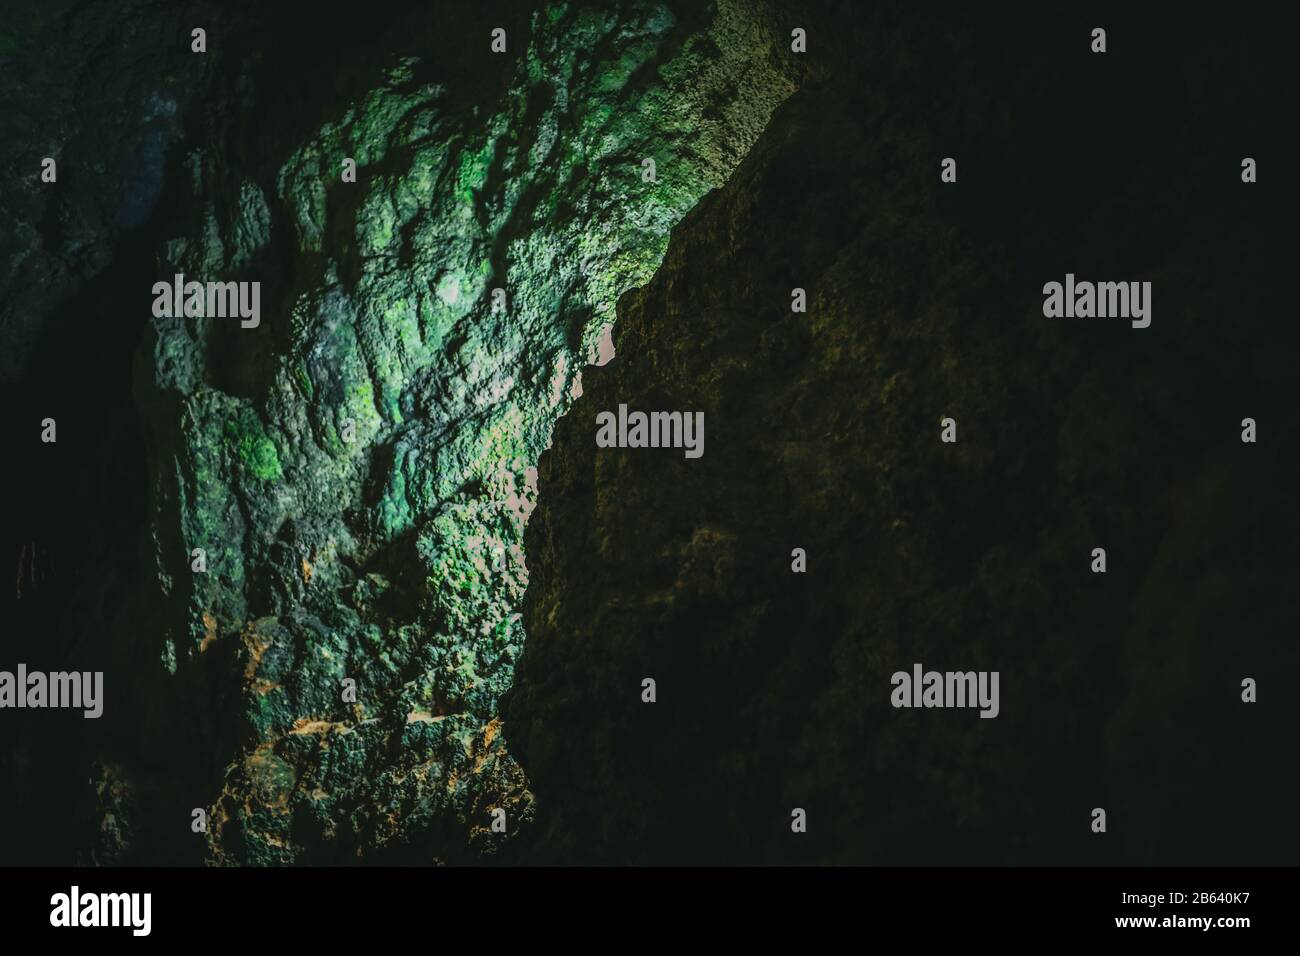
[2,1,1294,868]
[113,0,796,864]
[0,0,234,386]
[505,5,1298,864]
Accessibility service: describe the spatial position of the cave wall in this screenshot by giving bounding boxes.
[1,0,1293,868]
[0,0,228,386]
[505,4,1297,864]
[0,0,260,865]
[88,0,800,864]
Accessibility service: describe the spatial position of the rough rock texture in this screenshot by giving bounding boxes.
[59,0,799,864]
[4,1,1294,869]
[0,0,262,866]
[506,5,1298,864]
[0,0,231,386]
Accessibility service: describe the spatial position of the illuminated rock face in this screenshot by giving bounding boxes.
[119,1,799,863]
[12,2,1288,869]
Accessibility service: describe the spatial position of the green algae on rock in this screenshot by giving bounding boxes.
[132,0,799,863]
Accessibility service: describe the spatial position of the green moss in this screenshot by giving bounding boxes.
[346,378,383,432]
[293,359,314,399]
[357,190,397,254]
[376,467,412,539]
[476,405,529,476]
[456,138,495,205]
[140,0,800,866]
[225,410,284,482]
